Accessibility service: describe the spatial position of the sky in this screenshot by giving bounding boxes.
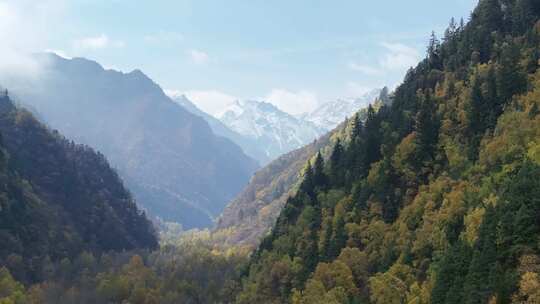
[0,0,478,116]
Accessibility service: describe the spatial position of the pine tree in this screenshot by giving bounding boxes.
[511,0,534,34]
[328,215,347,260]
[320,218,333,262]
[313,152,328,190]
[415,92,440,162]
[300,162,316,197]
[428,31,442,69]
[467,76,485,133]
[351,114,363,139]
[330,139,345,187]
[364,105,381,166]
[474,0,503,62]
[526,48,539,74]
[497,42,527,104]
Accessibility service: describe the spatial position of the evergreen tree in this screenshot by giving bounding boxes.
[320,219,333,262]
[511,0,535,34]
[497,42,527,104]
[474,0,503,62]
[364,105,381,166]
[428,31,442,69]
[415,92,440,163]
[351,114,363,139]
[328,215,347,260]
[330,139,345,187]
[313,152,328,190]
[300,162,316,198]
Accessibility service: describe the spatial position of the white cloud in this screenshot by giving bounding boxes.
[189,49,210,65]
[380,42,421,70]
[264,89,319,115]
[348,42,421,76]
[0,0,66,78]
[73,34,125,51]
[182,90,237,116]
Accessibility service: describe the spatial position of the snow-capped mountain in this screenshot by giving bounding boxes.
[218,99,326,161]
[166,92,271,165]
[302,88,384,130]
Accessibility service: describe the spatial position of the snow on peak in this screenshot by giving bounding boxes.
[218,99,325,160]
[304,88,382,130]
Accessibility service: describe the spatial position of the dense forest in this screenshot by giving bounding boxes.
[2,0,540,303]
[0,94,157,284]
[237,0,540,303]
[0,96,247,303]
[216,89,391,248]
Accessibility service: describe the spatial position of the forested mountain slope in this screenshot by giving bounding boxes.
[215,131,334,247]
[237,0,540,303]
[0,94,157,284]
[3,54,258,229]
[216,93,389,248]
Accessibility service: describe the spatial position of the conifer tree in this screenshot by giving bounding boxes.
[351,114,363,139]
[364,105,381,166]
[329,215,347,260]
[313,152,328,190]
[330,139,345,187]
[497,42,527,104]
[415,92,440,162]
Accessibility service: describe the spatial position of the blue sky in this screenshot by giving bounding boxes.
[2,0,478,115]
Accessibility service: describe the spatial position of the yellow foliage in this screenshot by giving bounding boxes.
[369,263,415,304]
[480,74,540,169]
[512,272,540,303]
[392,133,419,182]
[312,260,359,297]
[462,207,486,246]
[527,141,540,165]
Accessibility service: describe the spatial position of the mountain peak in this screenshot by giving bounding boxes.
[303,88,383,130]
[218,98,325,160]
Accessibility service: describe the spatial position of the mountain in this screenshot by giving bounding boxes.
[301,88,387,130]
[215,96,390,247]
[167,92,271,165]
[215,129,335,247]
[237,1,540,303]
[0,94,157,283]
[218,99,326,161]
[2,54,259,229]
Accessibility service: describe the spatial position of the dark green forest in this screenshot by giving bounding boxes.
[237,0,540,303]
[1,0,540,303]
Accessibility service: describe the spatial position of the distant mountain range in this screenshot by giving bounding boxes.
[167,93,271,165]
[2,53,258,229]
[217,99,326,162]
[167,89,387,165]
[301,88,387,130]
[215,90,391,246]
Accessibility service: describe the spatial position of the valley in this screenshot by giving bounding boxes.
[1,0,539,303]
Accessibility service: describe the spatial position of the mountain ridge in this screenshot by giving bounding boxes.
[237,1,540,303]
[218,99,326,161]
[0,93,157,283]
[3,53,259,229]
[167,92,271,165]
